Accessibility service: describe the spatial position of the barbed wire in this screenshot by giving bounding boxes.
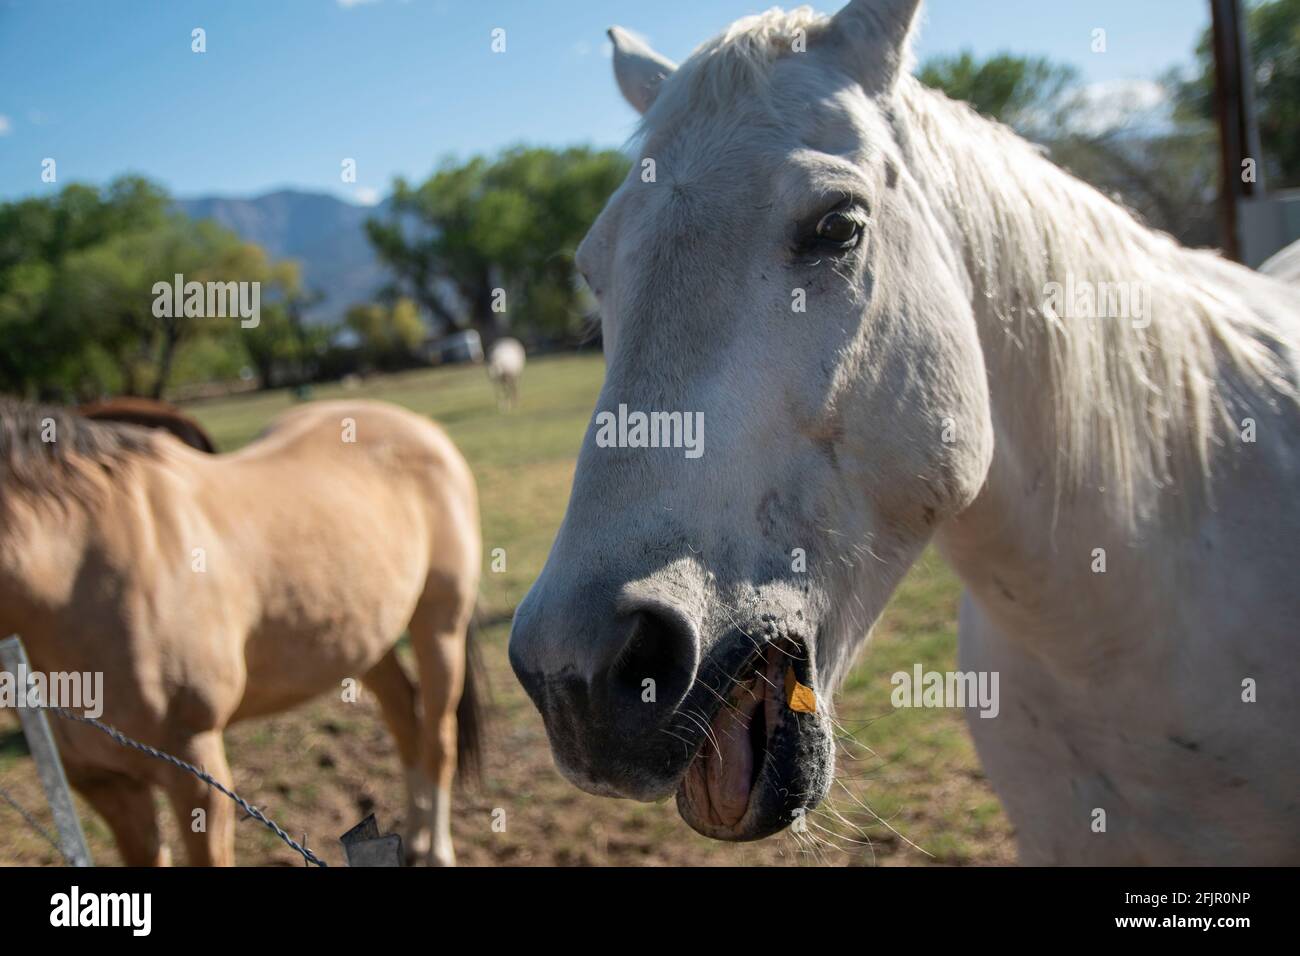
[0,779,67,861]
[48,707,328,867]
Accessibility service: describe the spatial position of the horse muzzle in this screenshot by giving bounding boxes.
[510,582,834,838]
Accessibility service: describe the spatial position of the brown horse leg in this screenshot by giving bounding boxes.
[362,647,426,863]
[72,769,169,866]
[162,730,235,866]
[406,595,471,866]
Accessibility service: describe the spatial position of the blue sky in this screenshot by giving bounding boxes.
[0,0,1210,204]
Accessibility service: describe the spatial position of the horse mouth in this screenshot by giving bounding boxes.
[674,638,833,841]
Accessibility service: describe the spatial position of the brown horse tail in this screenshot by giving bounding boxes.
[456,605,487,787]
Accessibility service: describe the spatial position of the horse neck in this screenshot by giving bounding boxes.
[0,429,134,640]
[891,80,1223,629]
[0,487,81,640]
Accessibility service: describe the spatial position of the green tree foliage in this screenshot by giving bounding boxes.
[1177,0,1300,189]
[0,176,296,399]
[343,297,425,369]
[367,146,629,344]
[0,177,169,273]
[241,278,329,391]
[0,177,170,396]
[50,220,295,397]
[918,51,1078,134]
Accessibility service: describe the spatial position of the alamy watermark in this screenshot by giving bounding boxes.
[594,404,704,459]
[152,273,260,328]
[50,886,151,936]
[1,664,103,718]
[1042,273,1149,329]
[890,664,999,719]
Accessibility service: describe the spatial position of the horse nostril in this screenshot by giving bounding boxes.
[604,606,699,717]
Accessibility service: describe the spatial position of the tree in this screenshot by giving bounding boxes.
[51,220,292,397]
[343,297,425,370]
[0,176,169,277]
[240,277,326,390]
[367,157,495,338]
[0,261,57,395]
[0,176,295,399]
[0,176,171,396]
[366,146,629,345]
[1176,0,1300,189]
[918,51,1078,135]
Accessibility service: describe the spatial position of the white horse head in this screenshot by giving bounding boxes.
[511,0,1300,855]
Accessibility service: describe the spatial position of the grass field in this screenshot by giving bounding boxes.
[0,354,1015,866]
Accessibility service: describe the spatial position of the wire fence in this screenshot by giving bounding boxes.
[0,705,329,867]
[48,707,328,867]
[1,632,404,868]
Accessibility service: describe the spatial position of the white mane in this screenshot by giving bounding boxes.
[895,80,1296,523]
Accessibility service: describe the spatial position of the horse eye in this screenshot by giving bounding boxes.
[816,210,860,244]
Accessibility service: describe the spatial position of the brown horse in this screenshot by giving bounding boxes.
[0,398,481,865]
[78,396,217,453]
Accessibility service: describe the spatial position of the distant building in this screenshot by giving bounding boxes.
[1239,191,1300,268]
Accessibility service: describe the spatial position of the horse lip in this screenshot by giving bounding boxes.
[672,634,816,840]
[672,638,770,754]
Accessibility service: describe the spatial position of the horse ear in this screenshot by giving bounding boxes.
[828,0,923,91]
[608,26,677,115]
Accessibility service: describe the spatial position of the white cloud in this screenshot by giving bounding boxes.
[354,186,381,206]
[337,0,380,8]
[0,115,11,136]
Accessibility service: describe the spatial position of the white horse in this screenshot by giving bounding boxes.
[509,0,1300,864]
[486,337,526,410]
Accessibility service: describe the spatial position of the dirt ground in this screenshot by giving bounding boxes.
[0,621,1016,867]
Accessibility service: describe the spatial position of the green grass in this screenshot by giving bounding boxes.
[179,353,1013,865]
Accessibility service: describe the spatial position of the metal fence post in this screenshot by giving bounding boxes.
[0,634,94,867]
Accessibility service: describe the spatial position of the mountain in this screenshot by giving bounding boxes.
[175,190,390,325]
